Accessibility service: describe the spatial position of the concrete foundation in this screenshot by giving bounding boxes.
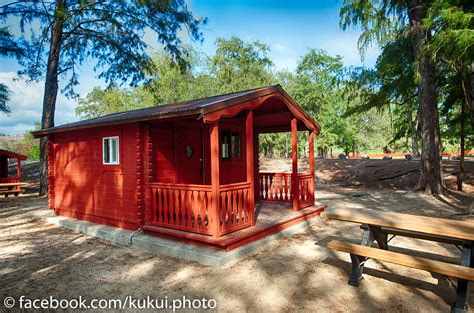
[41,213,322,267]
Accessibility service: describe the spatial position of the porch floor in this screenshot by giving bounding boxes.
[143,201,325,251]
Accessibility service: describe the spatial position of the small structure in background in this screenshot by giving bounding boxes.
[0,149,28,197]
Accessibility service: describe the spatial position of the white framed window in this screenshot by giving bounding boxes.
[102,136,120,164]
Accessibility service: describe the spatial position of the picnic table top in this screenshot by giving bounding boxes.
[321,207,474,241]
[0,182,28,187]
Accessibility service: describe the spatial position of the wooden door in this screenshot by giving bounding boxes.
[176,126,203,184]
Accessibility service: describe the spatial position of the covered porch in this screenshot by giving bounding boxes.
[142,86,322,243]
[143,201,324,251]
[0,149,26,185]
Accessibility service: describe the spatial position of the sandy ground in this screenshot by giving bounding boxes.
[1,184,473,312]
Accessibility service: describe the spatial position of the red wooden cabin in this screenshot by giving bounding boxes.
[32,85,322,249]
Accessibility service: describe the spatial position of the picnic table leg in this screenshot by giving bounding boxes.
[452,241,473,313]
[361,224,388,249]
[368,225,389,250]
[361,224,375,246]
[349,254,365,287]
[349,224,389,287]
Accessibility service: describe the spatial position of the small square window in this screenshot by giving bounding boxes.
[103,136,119,164]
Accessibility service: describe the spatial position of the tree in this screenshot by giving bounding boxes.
[0,26,23,114]
[283,48,391,157]
[211,36,275,93]
[0,83,10,114]
[77,37,277,118]
[1,0,206,194]
[340,0,444,194]
[344,37,420,157]
[77,38,394,159]
[424,2,473,191]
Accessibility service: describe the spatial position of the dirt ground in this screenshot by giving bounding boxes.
[260,157,474,193]
[1,159,474,312]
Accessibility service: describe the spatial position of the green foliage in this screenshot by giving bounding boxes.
[78,39,394,156]
[283,48,392,155]
[0,26,23,114]
[0,0,206,97]
[0,83,10,114]
[211,37,275,93]
[339,0,406,57]
[0,122,41,161]
[341,0,474,161]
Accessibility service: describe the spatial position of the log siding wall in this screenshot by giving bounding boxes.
[51,124,140,230]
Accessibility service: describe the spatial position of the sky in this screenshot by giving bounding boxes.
[0,0,380,135]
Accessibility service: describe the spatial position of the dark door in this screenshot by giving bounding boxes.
[176,126,203,184]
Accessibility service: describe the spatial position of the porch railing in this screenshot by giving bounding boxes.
[148,173,313,236]
[0,177,21,191]
[0,177,20,183]
[258,172,314,209]
[297,173,314,208]
[219,182,252,236]
[258,173,292,202]
[149,182,213,235]
[149,181,253,236]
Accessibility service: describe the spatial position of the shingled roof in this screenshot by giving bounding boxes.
[32,85,320,137]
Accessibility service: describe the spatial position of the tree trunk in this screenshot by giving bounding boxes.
[411,106,420,158]
[457,98,465,191]
[470,62,474,127]
[409,0,443,195]
[458,71,470,191]
[39,0,65,195]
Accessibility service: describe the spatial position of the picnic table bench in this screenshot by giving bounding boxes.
[321,207,474,313]
[0,182,27,197]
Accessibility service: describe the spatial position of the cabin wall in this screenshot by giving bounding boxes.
[150,123,176,183]
[219,120,246,185]
[50,124,140,230]
[150,121,247,185]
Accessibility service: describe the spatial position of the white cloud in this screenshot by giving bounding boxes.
[269,43,298,71]
[0,72,78,135]
[312,30,380,68]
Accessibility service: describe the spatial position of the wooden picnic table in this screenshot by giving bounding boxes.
[0,182,28,188]
[0,182,27,197]
[321,208,474,313]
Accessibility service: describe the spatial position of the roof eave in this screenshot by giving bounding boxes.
[31,109,204,138]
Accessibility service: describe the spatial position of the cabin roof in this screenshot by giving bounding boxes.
[32,84,320,137]
[0,149,28,160]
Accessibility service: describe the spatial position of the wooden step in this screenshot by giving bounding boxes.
[327,240,474,281]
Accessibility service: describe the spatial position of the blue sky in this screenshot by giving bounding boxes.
[0,0,379,135]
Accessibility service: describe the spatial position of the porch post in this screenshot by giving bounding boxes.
[309,131,315,204]
[291,118,299,211]
[210,123,221,238]
[245,110,255,225]
[17,158,21,191]
[17,158,21,178]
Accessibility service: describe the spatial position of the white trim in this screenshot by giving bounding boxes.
[102,136,120,165]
